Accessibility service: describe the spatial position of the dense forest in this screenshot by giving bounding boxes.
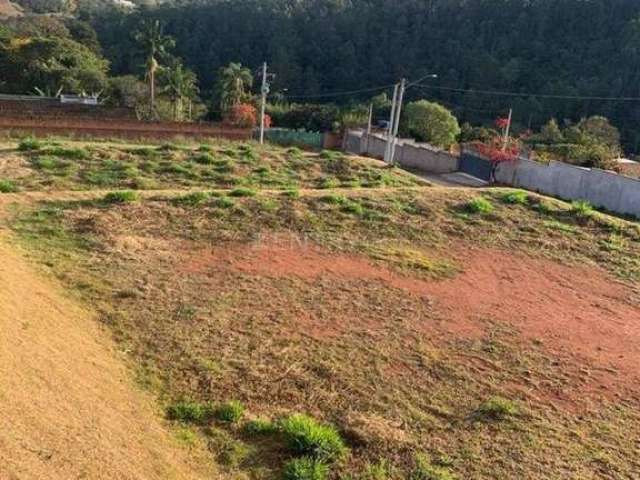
[81,0,640,152]
[3,0,640,153]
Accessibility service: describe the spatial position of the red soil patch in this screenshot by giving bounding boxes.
[182,237,640,404]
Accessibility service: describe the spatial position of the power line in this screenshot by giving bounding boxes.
[414,83,640,102]
[282,83,395,100]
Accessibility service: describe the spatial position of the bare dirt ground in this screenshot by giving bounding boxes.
[0,232,217,479]
[184,238,640,406]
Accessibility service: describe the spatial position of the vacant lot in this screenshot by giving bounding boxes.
[2,137,640,480]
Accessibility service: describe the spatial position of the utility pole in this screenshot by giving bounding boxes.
[384,83,399,163]
[389,78,406,164]
[366,103,373,135]
[259,62,270,145]
[502,108,513,151]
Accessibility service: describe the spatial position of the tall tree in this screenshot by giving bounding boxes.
[160,62,199,121]
[217,62,253,113]
[134,19,175,117]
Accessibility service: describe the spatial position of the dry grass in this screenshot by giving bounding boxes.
[5,139,640,480]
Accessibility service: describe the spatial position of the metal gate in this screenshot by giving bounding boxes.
[458,153,493,181]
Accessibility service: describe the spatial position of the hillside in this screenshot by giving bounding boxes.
[1,137,639,479]
[0,0,22,17]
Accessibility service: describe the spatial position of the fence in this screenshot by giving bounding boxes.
[496,157,640,218]
[344,130,459,174]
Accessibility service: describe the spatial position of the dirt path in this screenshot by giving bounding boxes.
[0,232,217,479]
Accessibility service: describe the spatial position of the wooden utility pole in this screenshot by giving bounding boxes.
[389,78,406,164]
[384,83,399,163]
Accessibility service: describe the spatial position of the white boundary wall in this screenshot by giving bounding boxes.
[344,130,459,174]
[496,158,640,218]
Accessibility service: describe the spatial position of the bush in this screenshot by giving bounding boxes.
[18,137,42,151]
[279,413,347,461]
[476,396,519,420]
[0,179,18,193]
[501,190,528,205]
[464,197,494,214]
[283,457,329,480]
[166,401,214,424]
[215,400,245,423]
[103,190,139,203]
[404,100,460,148]
[229,187,257,197]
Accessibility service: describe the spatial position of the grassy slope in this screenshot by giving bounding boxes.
[3,138,640,480]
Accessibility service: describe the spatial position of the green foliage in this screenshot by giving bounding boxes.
[244,418,277,435]
[279,413,347,461]
[0,179,18,193]
[283,457,329,480]
[18,137,42,151]
[282,188,301,199]
[166,400,214,424]
[463,197,494,215]
[217,62,253,112]
[500,190,529,205]
[175,191,211,206]
[215,400,245,423]
[103,190,139,204]
[44,147,89,159]
[404,101,460,148]
[476,397,519,420]
[215,196,235,209]
[411,455,455,480]
[192,152,216,165]
[571,200,594,218]
[229,187,257,197]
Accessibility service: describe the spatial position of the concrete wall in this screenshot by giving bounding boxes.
[496,158,640,218]
[344,130,459,174]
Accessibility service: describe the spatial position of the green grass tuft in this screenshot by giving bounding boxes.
[571,200,594,218]
[244,418,277,435]
[174,191,211,206]
[464,197,494,214]
[476,396,519,421]
[501,190,529,205]
[215,196,235,209]
[166,401,214,424]
[411,454,455,480]
[229,187,257,197]
[283,457,329,480]
[215,400,245,423]
[44,146,89,159]
[18,137,42,151]
[279,413,347,461]
[0,179,18,193]
[103,190,139,204]
[192,153,216,165]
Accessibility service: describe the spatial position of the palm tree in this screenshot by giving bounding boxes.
[160,63,199,121]
[135,19,175,116]
[217,62,253,112]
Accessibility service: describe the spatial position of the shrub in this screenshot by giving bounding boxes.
[0,179,18,193]
[244,418,277,435]
[229,187,257,197]
[464,197,494,214]
[404,100,460,148]
[103,190,139,204]
[215,196,235,209]
[215,400,245,423]
[279,413,347,461]
[411,454,455,480]
[476,396,519,420]
[283,457,329,480]
[501,190,529,205]
[166,401,214,424]
[18,137,42,151]
[193,153,216,165]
